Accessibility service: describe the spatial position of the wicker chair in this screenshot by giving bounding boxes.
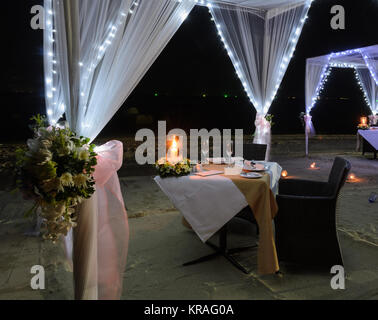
[274,157,351,268]
[243,143,267,161]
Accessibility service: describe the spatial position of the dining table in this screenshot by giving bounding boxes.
[154,159,282,275]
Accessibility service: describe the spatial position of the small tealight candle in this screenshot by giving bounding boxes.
[281,170,288,178]
[309,162,319,170]
[348,173,356,180]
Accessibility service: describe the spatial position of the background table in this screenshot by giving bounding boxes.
[357,129,378,159]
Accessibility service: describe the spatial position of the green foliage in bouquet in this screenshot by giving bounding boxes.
[155,158,192,178]
[357,124,370,130]
[15,115,97,242]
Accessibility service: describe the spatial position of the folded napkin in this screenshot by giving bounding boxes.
[224,166,243,176]
[195,170,223,177]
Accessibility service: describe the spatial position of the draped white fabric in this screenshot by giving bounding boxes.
[304,54,332,153]
[359,45,378,113]
[45,0,195,141]
[209,0,312,156]
[356,68,378,114]
[305,55,332,115]
[44,0,196,300]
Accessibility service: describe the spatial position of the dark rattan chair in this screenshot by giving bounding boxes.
[243,143,267,161]
[274,157,351,269]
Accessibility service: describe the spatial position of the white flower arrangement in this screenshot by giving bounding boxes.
[155,158,192,178]
[15,115,97,242]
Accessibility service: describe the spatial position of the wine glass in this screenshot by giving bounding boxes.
[226,141,233,167]
[201,139,209,165]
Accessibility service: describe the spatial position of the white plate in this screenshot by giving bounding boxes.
[244,164,266,172]
[240,172,263,179]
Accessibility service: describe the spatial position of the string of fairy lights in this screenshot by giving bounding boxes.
[45,0,141,126]
[307,54,334,114]
[44,0,314,125]
[44,0,58,124]
[45,0,376,126]
[361,53,378,86]
[354,69,374,111]
[207,0,314,114]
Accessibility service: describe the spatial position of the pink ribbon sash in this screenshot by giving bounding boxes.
[253,113,271,161]
[68,140,129,300]
[304,115,316,137]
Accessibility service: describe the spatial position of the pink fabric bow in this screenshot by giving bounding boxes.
[69,140,129,300]
[369,115,378,126]
[253,113,271,161]
[304,114,316,137]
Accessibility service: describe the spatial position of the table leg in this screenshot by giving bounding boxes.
[182,252,220,266]
[183,224,257,274]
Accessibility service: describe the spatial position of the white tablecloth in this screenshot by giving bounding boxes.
[357,129,378,150]
[154,162,282,242]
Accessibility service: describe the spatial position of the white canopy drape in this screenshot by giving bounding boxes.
[357,68,378,114]
[208,0,312,159]
[45,0,195,141]
[44,0,195,300]
[305,55,333,116]
[305,45,378,155]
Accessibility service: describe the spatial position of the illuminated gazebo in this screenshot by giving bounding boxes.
[304,44,378,155]
[43,0,315,300]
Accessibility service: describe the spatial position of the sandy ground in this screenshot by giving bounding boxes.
[0,136,378,300]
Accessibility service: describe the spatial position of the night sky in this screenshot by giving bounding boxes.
[1,0,378,142]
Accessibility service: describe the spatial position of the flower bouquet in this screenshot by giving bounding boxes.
[15,115,97,242]
[357,123,370,130]
[155,158,192,178]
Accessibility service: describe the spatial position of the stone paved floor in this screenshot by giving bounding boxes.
[0,151,377,300]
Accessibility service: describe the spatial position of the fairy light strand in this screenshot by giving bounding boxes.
[208,0,313,114]
[46,0,314,124]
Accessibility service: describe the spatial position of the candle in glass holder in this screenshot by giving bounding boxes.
[361,117,367,126]
[281,170,288,178]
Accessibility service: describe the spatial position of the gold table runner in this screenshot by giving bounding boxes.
[206,164,279,274]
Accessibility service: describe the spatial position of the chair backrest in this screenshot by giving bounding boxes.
[243,144,267,161]
[327,157,351,197]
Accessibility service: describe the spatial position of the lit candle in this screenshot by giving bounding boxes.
[281,170,288,178]
[309,162,320,170]
[167,136,182,164]
[171,136,178,158]
[361,117,367,126]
